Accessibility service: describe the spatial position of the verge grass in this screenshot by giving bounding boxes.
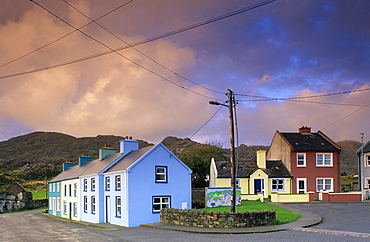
[32,191,47,200]
[201,200,300,224]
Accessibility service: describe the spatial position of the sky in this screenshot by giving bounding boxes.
[0,0,369,147]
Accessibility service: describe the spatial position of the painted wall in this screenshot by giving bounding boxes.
[250,170,268,198]
[80,175,100,223]
[206,188,241,207]
[266,132,292,171]
[48,181,60,217]
[127,144,191,227]
[60,178,80,221]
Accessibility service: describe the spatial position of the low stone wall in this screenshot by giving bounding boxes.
[160,208,276,228]
[0,192,47,213]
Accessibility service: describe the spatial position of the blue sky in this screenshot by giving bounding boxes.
[0,0,369,147]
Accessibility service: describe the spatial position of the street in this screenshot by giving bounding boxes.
[0,203,369,242]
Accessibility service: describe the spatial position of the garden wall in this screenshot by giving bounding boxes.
[160,208,276,228]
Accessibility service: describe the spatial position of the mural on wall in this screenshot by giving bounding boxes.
[206,188,241,207]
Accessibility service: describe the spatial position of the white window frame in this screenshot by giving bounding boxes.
[74,183,77,197]
[91,178,96,191]
[73,202,77,217]
[116,196,121,217]
[56,197,60,212]
[297,153,306,167]
[115,175,121,190]
[297,178,307,194]
[53,183,56,192]
[365,155,370,167]
[316,153,333,166]
[63,200,67,215]
[91,196,96,214]
[56,182,60,192]
[272,178,285,191]
[105,176,110,191]
[83,179,88,192]
[316,178,333,192]
[84,196,88,213]
[49,198,53,210]
[156,166,167,183]
[365,178,370,189]
[153,196,170,213]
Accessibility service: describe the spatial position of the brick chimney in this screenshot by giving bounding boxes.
[79,154,92,166]
[120,137,139,154]
[256,149,266,169]
[299,126,311,133]
[63,161,75,171]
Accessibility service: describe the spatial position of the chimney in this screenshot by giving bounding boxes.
[63,161,75,171]
[99,145,116,160]
[120,137,139,154]
[79,154,92,166]
[299,126,311,133]
[256,149,266,169]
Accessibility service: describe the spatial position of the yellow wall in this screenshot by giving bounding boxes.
[61,179,80,221]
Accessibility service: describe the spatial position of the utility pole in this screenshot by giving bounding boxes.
[209,89,237,212]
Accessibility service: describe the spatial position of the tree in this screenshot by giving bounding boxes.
[178,144,226,188]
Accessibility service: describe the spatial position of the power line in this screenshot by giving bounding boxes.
[0,0,276,82]
[62,0,224,95]
[0,0,133,68]
[190,106,223,139]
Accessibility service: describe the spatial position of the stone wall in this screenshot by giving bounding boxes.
[160,208,276,228]
[0,191,47,213]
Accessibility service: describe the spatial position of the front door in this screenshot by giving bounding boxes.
[106,196,111,223]
[254,179,264,194]
[69,202,72,219]
[297,178,306,194]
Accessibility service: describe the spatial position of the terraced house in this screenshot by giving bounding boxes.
[48,138,192,227]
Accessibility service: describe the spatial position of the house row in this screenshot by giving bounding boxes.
[48,138,192,227]
[358,139,370,199]
[210,126,342,200]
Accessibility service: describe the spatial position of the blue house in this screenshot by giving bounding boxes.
[48,138,192,227]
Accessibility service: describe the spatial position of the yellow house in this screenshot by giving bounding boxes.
[209,150,292,199]
[60,178,80,221]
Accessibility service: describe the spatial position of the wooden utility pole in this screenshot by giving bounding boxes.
[227,89,237,213]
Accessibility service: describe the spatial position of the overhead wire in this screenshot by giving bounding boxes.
[28,0,220,101]
[0,0,134,68]
[190,106,223,139]
[61,0,224,95]
[0,0,276,84]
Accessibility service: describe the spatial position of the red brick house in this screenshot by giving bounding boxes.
[266,126,341,198]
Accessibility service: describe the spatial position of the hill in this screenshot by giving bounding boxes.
[337,140,361,176]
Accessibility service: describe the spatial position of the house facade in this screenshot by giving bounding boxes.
[48,138,192,227]
[209,149,292,199]
[357,140,370,200]
[266,126,341,198]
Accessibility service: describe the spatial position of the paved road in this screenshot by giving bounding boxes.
[0,203,369,242]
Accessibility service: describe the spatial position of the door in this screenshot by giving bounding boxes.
[69,202,72,219]
[254,179,264,194]
[53,198,56,215]
[106,196,111,223]
[297,178,306,194]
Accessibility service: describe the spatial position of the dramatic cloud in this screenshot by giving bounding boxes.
[0,0,369,146]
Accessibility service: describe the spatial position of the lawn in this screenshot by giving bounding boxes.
[32,191,47,200]
[201,200,300,224]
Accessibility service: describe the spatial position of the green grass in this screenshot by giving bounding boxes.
[201,200,300,224]
[32,191,47,200]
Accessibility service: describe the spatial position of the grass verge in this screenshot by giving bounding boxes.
[32,191,47,200]
[201,200,300,224]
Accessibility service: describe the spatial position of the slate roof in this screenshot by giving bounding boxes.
[357,140,370,154]
[280,131,340,152]
[214,160,291,178]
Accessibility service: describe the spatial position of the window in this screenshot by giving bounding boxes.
[74,183,77,197]
[56,198,60,212]
[49,184,52,193]
[63,200,67,215]
[366,156,370,167]
[91,196,96,214]
[366,178,370,189]
[69,184,72,197]
[116,196,121,217]
[115,175,121,190]
[272,179,285,191]
[73,202,77,217]
[56,182,60,192]
[156,166,167,183]
[317,178,333,192]
[84,196,88,213]
[316,153,333,166]
[83,179,88,192]
[105,177,110,191]
[64,184,67,196]
[49,198,53,210]
[152,196,170,213]
[297,153,306,167]
[230,178,241,187]
[91,178,96,191]
[53,183,56,192]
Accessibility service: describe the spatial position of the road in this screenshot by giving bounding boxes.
[0,203,369,242]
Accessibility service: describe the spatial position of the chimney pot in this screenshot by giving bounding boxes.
[299,126,311,133]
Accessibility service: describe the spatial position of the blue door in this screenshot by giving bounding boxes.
[254,179,262,194]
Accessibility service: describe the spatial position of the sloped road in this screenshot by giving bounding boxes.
[1,203,369,242]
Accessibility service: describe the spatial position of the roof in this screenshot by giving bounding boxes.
[279,131,340,152]
[50,152,124,182]
[214,160,291,178]
[357,140,370,154]
[103,145,154,173]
